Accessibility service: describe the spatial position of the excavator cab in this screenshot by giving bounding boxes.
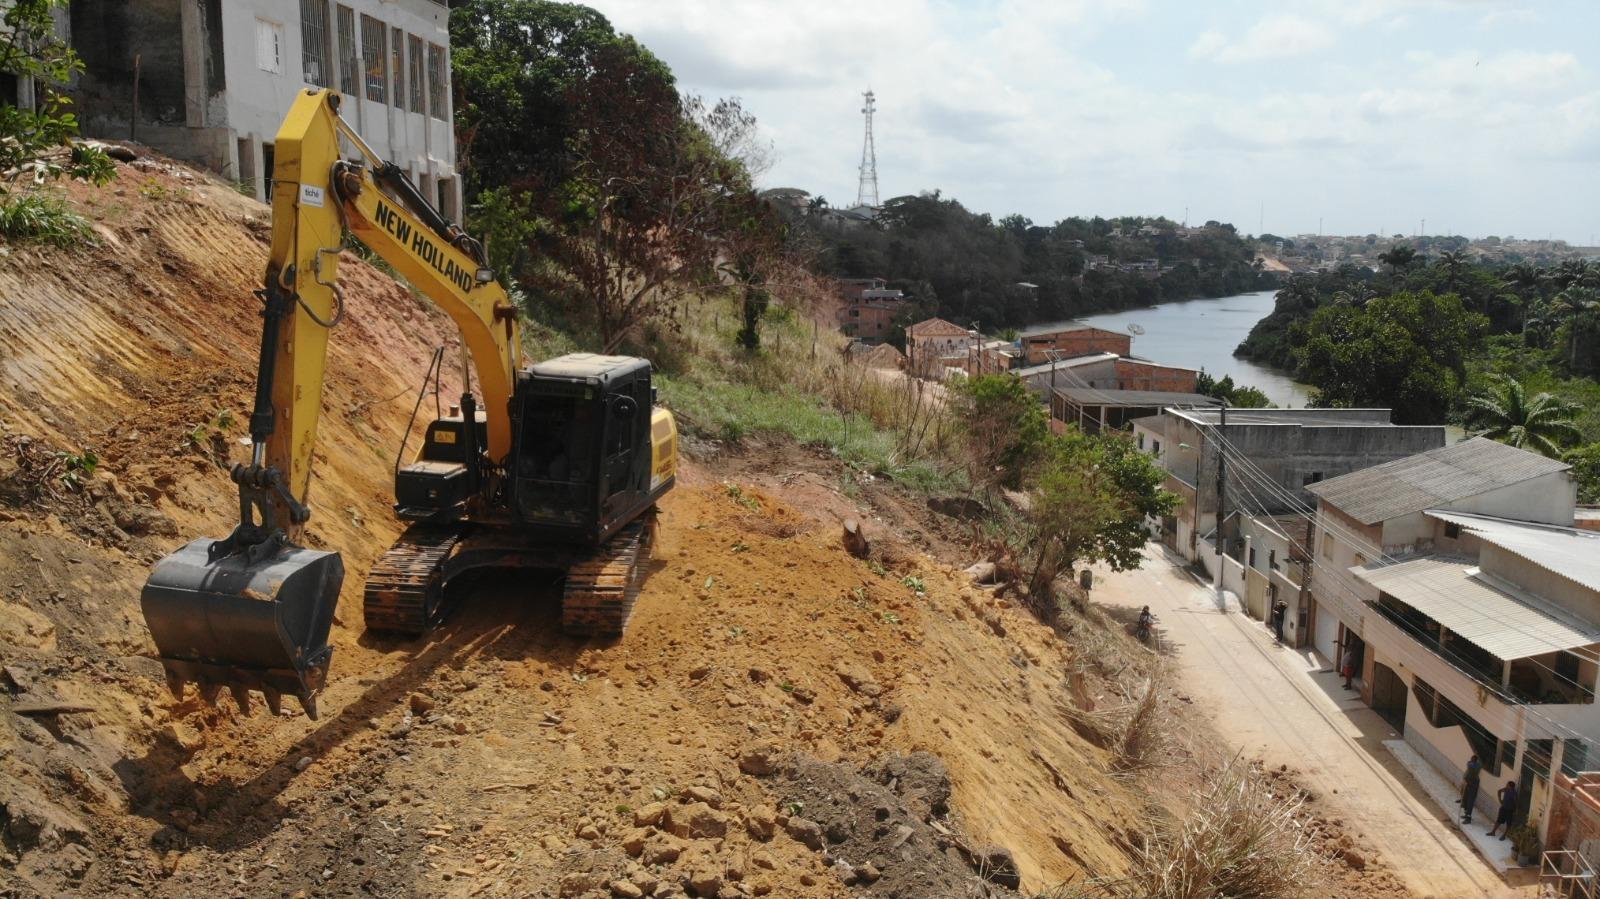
[512,353,657,542]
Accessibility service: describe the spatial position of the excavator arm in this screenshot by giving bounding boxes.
[141,89,522,718]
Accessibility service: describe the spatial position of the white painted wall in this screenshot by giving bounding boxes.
[217,1,458,209]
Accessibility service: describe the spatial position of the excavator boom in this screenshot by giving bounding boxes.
[141,89,522,718]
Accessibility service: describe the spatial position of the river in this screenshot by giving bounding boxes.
[1023,289,1313,408]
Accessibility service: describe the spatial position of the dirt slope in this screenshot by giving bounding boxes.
[0,153,1389,899]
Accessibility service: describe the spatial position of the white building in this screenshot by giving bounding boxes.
[1303,438,1592,843]
[68,0,461,215]
[1304,437,1575,665]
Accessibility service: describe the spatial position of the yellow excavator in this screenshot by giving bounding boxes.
[140,88,677,719]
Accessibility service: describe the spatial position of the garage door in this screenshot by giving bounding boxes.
[1314,598,1340,663]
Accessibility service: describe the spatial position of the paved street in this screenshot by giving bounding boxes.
[1096,544,1528,899]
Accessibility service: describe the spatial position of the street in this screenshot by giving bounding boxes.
[1096,543,1527,899]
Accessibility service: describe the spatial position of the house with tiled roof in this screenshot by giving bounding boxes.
[905,318,978,377]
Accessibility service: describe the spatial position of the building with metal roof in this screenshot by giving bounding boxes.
[1306,437,1572,526]
[1307,475,1595,846]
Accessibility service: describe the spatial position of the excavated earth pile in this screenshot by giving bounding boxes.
[0,152,1408,899]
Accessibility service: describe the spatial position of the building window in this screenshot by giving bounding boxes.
[1152,440,1161,456]
[256,18,284,74]
[1248,547,1256,568]
[359,14,386,103]
[1268,549,1277,570]
[1444,522,1461,539]
[427,43,447,121]
[299,0,330,86]
[391,26,405,109]
[1303,471,1324,486]
[1321,529,1335,558]
[408,34,425,113]
[335,5,357,96]
[1137,433,1145,450]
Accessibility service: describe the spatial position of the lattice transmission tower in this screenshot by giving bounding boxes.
[856,90,879,208]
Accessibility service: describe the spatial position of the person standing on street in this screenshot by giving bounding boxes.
[1488,780,1519,838]
[1271,599,1288,643]
[1460,754,1481,824]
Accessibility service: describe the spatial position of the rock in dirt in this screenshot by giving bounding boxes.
[663,802,727,839]
[842,518,870,558]
[779,753,1017,899]
[0,601,56,651]
[963,561,998,584]
[866,752,953,819]
[738,742,784,777]
[784,816,825,851]
[408,692,435,715]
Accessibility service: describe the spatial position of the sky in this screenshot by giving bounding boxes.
[591,0,1599,244]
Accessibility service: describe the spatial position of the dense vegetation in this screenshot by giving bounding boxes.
[0,0,112,244]
[787,195,1276,332]
[1235,253,1600,498]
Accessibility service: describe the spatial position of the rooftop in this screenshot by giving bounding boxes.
[1012,353,1119,377]
[1425,510,1600,595]
[1307,437,1570,525]
[1054,387,1218,407]
[905,317,974,338]
[1172,408,1397,427]
[1353,555,1600,660]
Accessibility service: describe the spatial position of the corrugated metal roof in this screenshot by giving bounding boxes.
[1012,353,1119,377]
[1354,555,1600,660]
[1426,511,1600,594]
[1306,437,1569,524]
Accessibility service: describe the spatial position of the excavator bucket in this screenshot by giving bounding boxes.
[141,537,343,720]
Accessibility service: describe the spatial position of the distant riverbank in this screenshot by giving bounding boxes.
[1025,290,1313,408]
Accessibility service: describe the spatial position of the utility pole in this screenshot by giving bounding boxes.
[1215,403,1228,591]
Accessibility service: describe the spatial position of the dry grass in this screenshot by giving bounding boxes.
[1040,758,1327,899]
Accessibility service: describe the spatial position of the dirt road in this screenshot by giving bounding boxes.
[1095,544,1526,899]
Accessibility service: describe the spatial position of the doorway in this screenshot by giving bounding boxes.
[1371,662,1407,731]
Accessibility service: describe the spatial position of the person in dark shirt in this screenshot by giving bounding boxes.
[1271,600,1288,643]
[1488,780,1518,838]
[1459,754,1481,824]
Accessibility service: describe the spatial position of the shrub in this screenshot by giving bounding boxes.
[0,192,93,246]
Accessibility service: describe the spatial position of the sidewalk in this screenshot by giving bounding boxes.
[1095,544,1522,898]
[1385,739,1521,873]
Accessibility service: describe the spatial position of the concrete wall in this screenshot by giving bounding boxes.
[1022,328,1130,365]
[1113,358,1198,393]
[71,0,459,212]
[1481,545,1600,627]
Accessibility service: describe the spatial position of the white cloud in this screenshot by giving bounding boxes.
[1187,14,1336,64]
[591,0,1600,240]
[1478,7,1540,30]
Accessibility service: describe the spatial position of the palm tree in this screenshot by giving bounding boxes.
[1378,244,1418,273]
[1332,283,1377,307]
[1437,250,1469,294]
[1465,375,1583,457]
[1551,286,1599,368]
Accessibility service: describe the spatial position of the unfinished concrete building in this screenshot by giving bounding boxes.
[67,0,460,215]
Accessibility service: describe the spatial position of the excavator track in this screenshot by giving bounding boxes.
[562,514,656,638]
[364,525,467,636]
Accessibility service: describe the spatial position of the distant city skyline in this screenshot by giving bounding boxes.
[595,0,1598,245]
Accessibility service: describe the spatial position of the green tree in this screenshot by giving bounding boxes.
[1297,292,1486,424]
[1465,375,1583,457]
[1378,245,1418,273]
[1566,444,1600,504]
[1025,429,1177,607]
[950,374,1048,491]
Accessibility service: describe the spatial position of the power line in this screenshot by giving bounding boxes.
[1195,423,1600,749]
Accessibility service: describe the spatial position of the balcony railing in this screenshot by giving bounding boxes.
[1371,603,1595,706]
